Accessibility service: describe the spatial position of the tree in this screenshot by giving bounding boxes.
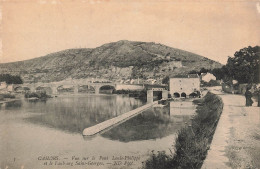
[0,74,23,84]
[211,68,223,80]
[211,66,231,81]
[188,70,198,74]
[162,76,169,84]
[200,68,209,74]
[225,46,260,83]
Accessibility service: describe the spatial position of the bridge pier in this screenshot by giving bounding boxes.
[74,85,79,94]
[51,86,58,95]
[95,86,100,94]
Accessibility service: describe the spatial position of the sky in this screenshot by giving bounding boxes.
[0,0,260,64]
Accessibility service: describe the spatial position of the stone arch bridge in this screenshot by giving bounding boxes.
[13,81,116,95]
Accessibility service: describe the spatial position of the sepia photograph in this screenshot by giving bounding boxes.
[0,0,259,169]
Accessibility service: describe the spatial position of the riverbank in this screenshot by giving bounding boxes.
[83,101,157,136]
[0,98,21,104]
[202,92,260,169]
[142,92,223,169]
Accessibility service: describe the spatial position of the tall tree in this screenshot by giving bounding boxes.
[162,76,169,84]
[226,46,260,83]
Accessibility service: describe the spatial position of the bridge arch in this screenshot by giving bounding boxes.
[36,86,53,95]
[14,86,30,93]
[57,85,74,93]
[99,85,116,94]
[14,86,22,91]
[78,85,95,93]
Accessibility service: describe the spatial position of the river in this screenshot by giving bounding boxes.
[0,94,195,169]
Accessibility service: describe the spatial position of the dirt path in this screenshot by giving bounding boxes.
[202,92,260,169]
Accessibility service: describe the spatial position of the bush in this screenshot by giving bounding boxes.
[25,92,38,98]
[0,74,23,84]
[24,91,50,99]
[201,80,221,87]
[162,76,169,84]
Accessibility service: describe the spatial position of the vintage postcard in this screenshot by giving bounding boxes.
[0,0,259,169]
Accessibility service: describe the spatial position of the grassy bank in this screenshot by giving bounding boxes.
[143,92,223,169]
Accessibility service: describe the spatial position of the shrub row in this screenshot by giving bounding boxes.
[24,92,50,99]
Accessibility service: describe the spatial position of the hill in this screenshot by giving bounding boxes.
[0,40,222,83]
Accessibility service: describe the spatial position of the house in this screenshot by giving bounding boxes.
[146,79,157,84]
[0,82,8,93]
[0,82,7,90]
[201,73,216,82]
[169,74,200,98]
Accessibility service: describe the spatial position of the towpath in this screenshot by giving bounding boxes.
[202,91,260,169]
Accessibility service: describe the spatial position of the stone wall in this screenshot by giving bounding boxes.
[115,84,144,91]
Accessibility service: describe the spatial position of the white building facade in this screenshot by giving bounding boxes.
[0,82,7,90]
[169,75,200,97]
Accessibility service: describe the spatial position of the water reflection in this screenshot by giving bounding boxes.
[0,95,197,169]
[101,104,193,142]
[25,95,145,133]
[170,101,196,115]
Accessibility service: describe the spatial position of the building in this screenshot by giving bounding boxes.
[201,73,216,82]
[0,82,8,93]
[146,78,157,84]
[7,84,14,92]
[0,82,7,89]
[169,74,200,98]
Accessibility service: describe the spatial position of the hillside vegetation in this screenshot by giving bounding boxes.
[0,40,222,83]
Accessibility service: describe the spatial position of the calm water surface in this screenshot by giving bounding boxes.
[0,94,195,169]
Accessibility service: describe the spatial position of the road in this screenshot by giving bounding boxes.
[202,91,260,169]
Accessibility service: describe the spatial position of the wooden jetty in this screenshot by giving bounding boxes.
[82,101,157,136]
